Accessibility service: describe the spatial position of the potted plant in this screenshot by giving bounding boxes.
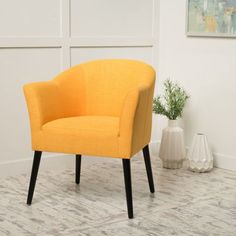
[153,79,189,169]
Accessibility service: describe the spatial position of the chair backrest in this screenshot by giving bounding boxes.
[54,59,155,117]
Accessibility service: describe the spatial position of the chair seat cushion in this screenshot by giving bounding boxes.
[43,116,119,136]
[39,116,120,157]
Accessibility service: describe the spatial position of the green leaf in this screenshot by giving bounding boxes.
[153,79,189,120]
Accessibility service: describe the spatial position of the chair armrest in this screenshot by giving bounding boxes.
[119,84,154,157]
[23,81,63,132]
[119,88,139,137]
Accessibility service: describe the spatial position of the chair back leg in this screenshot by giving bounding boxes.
[75,154,82,184]
[27,151,42,205]
[143,145,155,193]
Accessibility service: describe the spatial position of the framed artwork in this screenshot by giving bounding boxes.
[186,0,236,37]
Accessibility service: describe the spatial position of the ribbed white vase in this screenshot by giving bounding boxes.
[187,133,213,172]
[159,120,186,169]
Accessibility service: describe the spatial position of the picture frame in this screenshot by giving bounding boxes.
[186,0,236,37]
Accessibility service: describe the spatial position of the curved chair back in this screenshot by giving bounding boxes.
[54,59,155,117]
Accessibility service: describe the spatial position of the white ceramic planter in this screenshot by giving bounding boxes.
[159,120,186,169]
[187,133,213,172]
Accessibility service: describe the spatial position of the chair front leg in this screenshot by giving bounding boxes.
[143,145,155,193]
[27,151,42,205]
[122,159,133,219]
[75,154,82,184]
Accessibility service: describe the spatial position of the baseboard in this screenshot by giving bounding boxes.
[150,141,236,172]
[0,153,74,178]
[212,152,236,172]
[0,153,121,178]
[1,143,235,178]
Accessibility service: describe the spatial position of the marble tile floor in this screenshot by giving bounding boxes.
[0,155,235,236]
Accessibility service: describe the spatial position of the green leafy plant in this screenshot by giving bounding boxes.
[153,79,189,120]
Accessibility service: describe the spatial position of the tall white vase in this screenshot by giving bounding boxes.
[187,133,213,172]
[159,120,186,169]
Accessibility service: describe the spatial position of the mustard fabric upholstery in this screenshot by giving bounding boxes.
[24,59,156,158]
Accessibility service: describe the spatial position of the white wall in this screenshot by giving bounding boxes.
[1,0,235,175]
[0,0,159,176]
[157,0,236,170]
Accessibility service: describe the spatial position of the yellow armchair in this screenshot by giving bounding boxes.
[24,59,156,218]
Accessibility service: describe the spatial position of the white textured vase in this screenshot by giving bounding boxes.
[159,120,186,169]
[187,133,213,172]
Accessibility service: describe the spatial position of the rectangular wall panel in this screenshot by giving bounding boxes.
[70,47,153,66]
[0,48,61,162]
[0,0,61,37]
[71,0,153,37]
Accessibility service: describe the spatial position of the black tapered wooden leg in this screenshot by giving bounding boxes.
[122,159,133,219]
[143,145,155,193]
[27,151,42,205]
[75,154,81,184]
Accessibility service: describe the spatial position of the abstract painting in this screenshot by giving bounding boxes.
[186,0,236,37]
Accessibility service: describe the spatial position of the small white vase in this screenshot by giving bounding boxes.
[159,120,186,169]
[187,133,213,172]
